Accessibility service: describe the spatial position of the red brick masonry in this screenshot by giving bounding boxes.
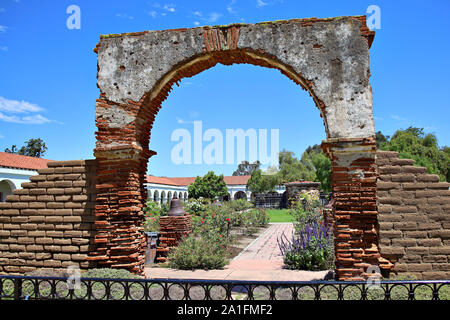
[156,215,192,263]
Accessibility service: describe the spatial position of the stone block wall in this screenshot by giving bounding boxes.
[377,151,450,279]
[0,160,97,274]
[285,182,321,208]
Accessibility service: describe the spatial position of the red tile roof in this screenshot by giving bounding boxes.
[146,175,250,186]
[0,152,52,170]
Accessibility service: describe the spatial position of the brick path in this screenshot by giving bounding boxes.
[226,223,293,270]
[146,223,331,281]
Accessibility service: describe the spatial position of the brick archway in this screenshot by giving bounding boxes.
[91,16,381,279]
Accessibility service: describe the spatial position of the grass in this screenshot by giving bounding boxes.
[267,209,295,223]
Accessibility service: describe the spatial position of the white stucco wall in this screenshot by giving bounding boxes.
[145,182,286,204]
[0,167,38,202]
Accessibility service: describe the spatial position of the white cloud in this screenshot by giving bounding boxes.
[191,11,222,25]
[207,12,222,23]
[0,46,7,51]
[0,96,58,125]
[0,112,51,124]
[391,114,407,121]
[163,4,175,12]
[0,96,44,113]
[257,0,268,8]
[188,110,200,118]
[149,10,157,18]
[0,133,4,139]
[176,117,194,124]
[116,13,134,20]
[0,25,7,32]
[227,0,237,14]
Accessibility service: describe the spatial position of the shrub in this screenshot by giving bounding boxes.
[143,200,169,232]
[168,234,227,270]
[279,195,334,271]
[222,198,254,212]
[240,209,269,235]
[290,194,323,232]
[183,198,207,216]
[277,221,334,271]
[191,205,231,240]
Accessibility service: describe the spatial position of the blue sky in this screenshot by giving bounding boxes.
[0,0,449,177]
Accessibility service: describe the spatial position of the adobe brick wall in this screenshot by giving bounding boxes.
[0,160,97,274]
[377,151,450,279]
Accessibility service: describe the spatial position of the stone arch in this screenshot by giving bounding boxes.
[92,16,380,279]
[160,191,166,205]
[234,191,247,200]
[184,192,188,201]
[153,190,159,203]
[147,189,153,200]
[0,180,16,202]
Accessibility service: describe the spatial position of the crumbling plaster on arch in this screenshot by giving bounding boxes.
[95,16,375,142]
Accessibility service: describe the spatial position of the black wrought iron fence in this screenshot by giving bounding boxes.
[254,193,286,209]
[0,275,448,300]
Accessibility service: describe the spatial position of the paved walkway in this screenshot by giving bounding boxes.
[145,223,331,281]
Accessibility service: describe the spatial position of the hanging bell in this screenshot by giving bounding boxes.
[167,194,186,216]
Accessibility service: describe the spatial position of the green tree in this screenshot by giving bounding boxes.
[277,147,331,192]
[4,145,18,154]
[277,149,315,182]
[375,131,389,149]
[246,169,280,194]
[380,127,449,182]
[4,138,48,158]
[187,171,229,199]
[232,160,260,176]
[311,152,331,193]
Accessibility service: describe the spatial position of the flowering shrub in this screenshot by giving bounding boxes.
[158,199,270,270]
[142,200,168,232]
[277,221,334,270]
[290,193,323,232]
[239,209,269,235]
[278,196,334,271]
[221,198,254,213]
[183,199,207,216]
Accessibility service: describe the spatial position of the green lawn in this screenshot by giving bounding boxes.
[267,209,295,223]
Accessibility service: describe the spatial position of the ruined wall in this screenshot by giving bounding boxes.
[377,151,450,279]
[0,160,97,274]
